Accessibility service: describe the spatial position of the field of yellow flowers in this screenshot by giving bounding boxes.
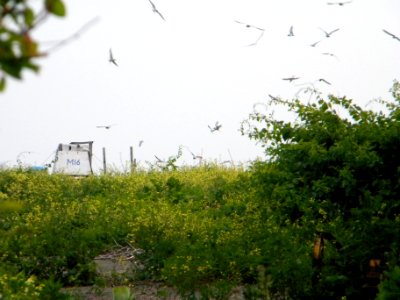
[1,166,278,299]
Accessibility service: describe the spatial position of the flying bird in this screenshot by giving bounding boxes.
[288,26,294,37]
[322,52,339,60]
[319,27,340,38]
[234,20,265,32]
[189,151,202,160]
[382,29,400,42]
[109,48,118,66]
[235,20,265,46]
[190,153,203,160]
[208,121,222,133]
[138,140,144,147]
[318,78,331,85]
[310,40,321,47]
[282,76,300,82]
[148,0,165,21]
[327,1,353,6]
[96,124,117,129]
[183,146,203,161]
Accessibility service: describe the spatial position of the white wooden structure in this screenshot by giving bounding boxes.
[52,141,93,176]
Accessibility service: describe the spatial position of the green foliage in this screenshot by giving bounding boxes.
[112,286,134,300]
[45,0,66,16]
[0,271,44,300]
[0,0,66,91]
[241,80,400,298]
[0,166,258,298]
[0,270,70,300]
[150,146,183,171]
[377,266,400,300]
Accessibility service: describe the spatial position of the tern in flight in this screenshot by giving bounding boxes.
[208,121,222,133]
[148,0,165,21]
[234,20,265,46]
[188,151,202,161]
[310,40,321,47]
[109,49,118,66]
[382,29,400,42]
[282,76,300,82]
[322,52,339,60]
[319,27,340,38]
[96,124,117,129]
[234,20,265,31]
[318,78,332,85]
[288,26,294,37]
[182,146,203,161]
[327,1,353,6]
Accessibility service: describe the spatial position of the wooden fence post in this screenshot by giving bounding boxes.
[130,146,137,172]
[102,147,107,174]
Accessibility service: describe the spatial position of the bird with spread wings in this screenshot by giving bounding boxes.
[319,27,340,38]
[234,20,265,46]
[96,124,117,129]
[282,76,300,82]
[109,49,118,66]
[382,29,400,42]
[148,0,165,21]
[327,1,353,6]
[288,26,294,37]
[208,121,222,133]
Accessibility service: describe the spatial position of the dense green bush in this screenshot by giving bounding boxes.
[242,81,400,299]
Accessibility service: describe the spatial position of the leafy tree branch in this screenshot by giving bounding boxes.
[0,0,66,91]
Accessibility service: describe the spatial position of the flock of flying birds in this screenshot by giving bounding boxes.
[102,0,225,137]
[229,1,399,97]
[106,0,399,83]
[97,0,399,162]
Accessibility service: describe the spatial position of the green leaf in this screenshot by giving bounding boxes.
[23,61,40,73]
[45,0,66,17]
[21,35,39,57]
[112,287,133,300]
[2,60,23,79]
[24,8,35,28]
[0,77,6,92]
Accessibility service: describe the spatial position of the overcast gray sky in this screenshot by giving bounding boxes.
[1,0,399,172]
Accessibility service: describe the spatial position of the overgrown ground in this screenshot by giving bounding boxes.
[0,166,270,299]
[2,90,400,299]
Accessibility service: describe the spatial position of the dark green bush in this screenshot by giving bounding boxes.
[242,81,400,299]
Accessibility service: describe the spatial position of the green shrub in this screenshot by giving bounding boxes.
[242,81,400,298]
[377,265,400,300]
[0,271,70,300]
